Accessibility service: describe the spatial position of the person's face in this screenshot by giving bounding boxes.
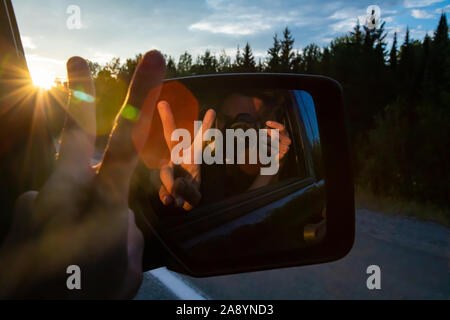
[217,93,265,130]
[218,93,266,176]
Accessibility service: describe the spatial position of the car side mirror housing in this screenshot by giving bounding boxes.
[130,73,355,277]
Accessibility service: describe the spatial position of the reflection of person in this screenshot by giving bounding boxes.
[0,50,166,298]
[157,92,291,211]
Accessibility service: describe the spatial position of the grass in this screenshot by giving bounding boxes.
[355,186,449,227]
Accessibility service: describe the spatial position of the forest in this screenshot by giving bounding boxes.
[50,13,449,219]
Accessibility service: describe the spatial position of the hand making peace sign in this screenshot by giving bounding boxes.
[157,101,216,211]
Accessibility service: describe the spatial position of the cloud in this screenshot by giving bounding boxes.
[410,27,434,38]
[404,0,445,8]
[434,4,450,13]
[88,51,116,64]
[21,36,36,49]
[26,54,65,65]
[328,8,367,33]
[190,16,272,35]
[189,0,300,35]
[411,9,434,18]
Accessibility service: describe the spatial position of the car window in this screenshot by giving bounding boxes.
[149,88,310,217]
[292,90,323,180]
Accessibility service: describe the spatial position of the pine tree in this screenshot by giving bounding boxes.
[389,32,398,70]
[291,50,303,73]
[351,19,363,46]
[166,56,177,78]
[398,26,412,92]
[242,42,256,72]
[234,45,244,72]
[302,44,322,74]
[256,58,264,72]
[321,47,331,75]
[280,27,295,72]
[266,34,281,72]
[178,52,192,76]
[433,13,449,45]
[425,13,450,103]
[200,50,218,74]
[217,50,231,73]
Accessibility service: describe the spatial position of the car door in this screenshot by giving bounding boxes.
[0,0,55,241]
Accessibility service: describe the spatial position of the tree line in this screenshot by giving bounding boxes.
[53,14,448,207]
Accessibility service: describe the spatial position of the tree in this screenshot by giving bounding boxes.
[291,50,303,73]
[217,50,231,73]
[191,50,218,74]
[105,57,121,77]
[177,51,192,76]
[321,47,331,75]
[242,42,256,72]
[166,55,177,78]
[351,19,363,46]
[233,45,244,72]
[389,32,398,70]
[87,60,101,77]
[280,27,295,72]
[80,15,450,208]
[398,27,415,95]
[118,54,141,84]
[266,34,281,72]
[424,13,450,104]
[302,44,322,74]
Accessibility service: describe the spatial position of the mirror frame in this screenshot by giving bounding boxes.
[132,73,355,277]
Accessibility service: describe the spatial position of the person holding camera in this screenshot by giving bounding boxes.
[157,92,292,211]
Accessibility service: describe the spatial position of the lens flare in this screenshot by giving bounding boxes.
[29,67,55,90]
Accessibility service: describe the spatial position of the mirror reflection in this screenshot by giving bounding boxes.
[134,86,326,261]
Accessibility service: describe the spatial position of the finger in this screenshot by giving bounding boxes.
[157,100,177,150]
[180,178,201,209]
[267,128,291,145]
[183,202,194,211]
[160,162,175,194]
[201,109,216,132]
[98,51,166,199]
[159,185,173,206]
[191,109,216,163]
[160,163,184,207]
[266,121,286,133]
[173,177,201,210]
[279,144,290,156]
[57,57,96,179]
[192,109,216,144]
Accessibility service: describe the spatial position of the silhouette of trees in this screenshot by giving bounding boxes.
[266,34,282,72]
[86,15,449,206]
[280,27,295,72]
[242,42,256,72]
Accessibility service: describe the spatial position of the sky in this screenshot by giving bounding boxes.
[12,0,450,82]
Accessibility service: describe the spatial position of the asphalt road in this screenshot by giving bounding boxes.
[135,209,450,300]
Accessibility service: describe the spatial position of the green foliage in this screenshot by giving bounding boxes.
[87,14,449,207]
[280,27,295,72]
[266,33,282,72]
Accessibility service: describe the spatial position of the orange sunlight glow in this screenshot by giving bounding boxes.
[29,67,55,90]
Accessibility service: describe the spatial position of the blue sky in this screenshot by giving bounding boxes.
[12,0,449,82]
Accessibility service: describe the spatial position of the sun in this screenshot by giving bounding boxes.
[29,67,55,90]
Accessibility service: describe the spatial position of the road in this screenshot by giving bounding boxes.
[135,209,450,300]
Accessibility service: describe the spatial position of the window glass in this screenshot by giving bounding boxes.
[149,88,309,215]
[293,90,323,180]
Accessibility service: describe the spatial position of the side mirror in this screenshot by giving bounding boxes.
[130,73,354,277]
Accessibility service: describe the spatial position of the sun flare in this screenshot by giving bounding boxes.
[30,67,55,90]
